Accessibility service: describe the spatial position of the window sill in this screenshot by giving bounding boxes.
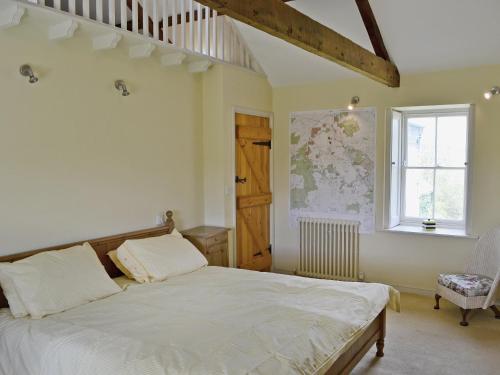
[383,225,477,239]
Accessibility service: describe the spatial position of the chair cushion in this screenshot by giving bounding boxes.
[438,273,493,297]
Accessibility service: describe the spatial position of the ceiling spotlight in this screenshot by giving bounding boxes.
[20,64,38,84]
[348,96,360,111]
[484,86,499,100]
[114,80,130,96]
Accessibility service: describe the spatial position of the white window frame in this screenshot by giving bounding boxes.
[385,105,474,233]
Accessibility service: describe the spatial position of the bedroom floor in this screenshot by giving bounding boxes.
[352,293,500,375]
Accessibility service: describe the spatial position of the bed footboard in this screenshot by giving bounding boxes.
[325,308,386,375]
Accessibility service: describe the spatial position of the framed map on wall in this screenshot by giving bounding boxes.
[289,108,376,233]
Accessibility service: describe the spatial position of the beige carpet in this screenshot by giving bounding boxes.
[352,293,500,375]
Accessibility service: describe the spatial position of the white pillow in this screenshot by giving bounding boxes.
[0,243,122,319]
[0,272,28,318]
[107,250,135,280]
[114,229,185,283]
[116,244,151,283]
[117,235,207,282]
[169,228,183,239]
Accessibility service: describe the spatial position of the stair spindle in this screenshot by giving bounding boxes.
[132,0,138,32]
[68,0,76,15]
[162,0,168,44]
[204,6,209,55]
[171,0,177,45]
[197,2,202,53]
[109,0,115,26]
[212,9,217,57]
[120,0,126,30]
[96,0,103,22]
[189,0,194,51]
[153,0,159,39]
[143,0,149,36]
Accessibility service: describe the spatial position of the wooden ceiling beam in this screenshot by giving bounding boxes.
[355,0,390,61]
[195,0,399,87]
[284,0,391,61]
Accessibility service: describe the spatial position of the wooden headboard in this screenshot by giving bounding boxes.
[0,211,175,309]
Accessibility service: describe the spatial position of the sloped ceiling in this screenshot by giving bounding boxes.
[235,0,500,87]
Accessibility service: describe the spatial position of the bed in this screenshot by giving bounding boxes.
[0,215,397,375]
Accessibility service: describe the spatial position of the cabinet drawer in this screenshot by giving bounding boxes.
[205,242,228,255]
[182,227,229,268]
[206,233,228,247]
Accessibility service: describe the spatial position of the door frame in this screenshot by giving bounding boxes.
[231,107,275,270]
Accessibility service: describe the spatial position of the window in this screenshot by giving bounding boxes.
[386,105,473,234]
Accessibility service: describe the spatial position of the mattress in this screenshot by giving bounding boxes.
[0,267,397,375]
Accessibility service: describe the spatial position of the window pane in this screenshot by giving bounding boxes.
[405,169,434,218]
[435,169,465,221]
[437,116,467,167]
[406,117,435,167]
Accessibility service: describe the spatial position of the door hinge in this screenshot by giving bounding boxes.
[255,245,272,258]
[253,140,271,149]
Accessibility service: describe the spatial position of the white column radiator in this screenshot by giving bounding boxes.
[298,218,360,281]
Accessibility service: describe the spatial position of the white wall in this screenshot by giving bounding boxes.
[201,64,272,266]
[202,64,225,227]
[2,19,499,297]
[273,65,500,292]
[0,24,204,255]
[202,64,273,228]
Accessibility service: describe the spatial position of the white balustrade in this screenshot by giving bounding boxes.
[24,0,261,73]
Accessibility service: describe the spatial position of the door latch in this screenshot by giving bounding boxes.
[253,140,271,149]
[235,176,247,184]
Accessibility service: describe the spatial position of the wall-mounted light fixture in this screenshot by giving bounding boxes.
[114,80,130,96]
[348,96,360,110]
[484,86,500,100]
[19,64,38,84]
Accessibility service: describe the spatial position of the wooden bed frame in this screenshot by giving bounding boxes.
[0,211,176,308]
[0,211,386,374]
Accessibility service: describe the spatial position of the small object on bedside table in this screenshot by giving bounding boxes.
[181,226,229,267]
[422,219,436,231]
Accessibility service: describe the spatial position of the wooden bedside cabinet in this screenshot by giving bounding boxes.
[181,226,229,267]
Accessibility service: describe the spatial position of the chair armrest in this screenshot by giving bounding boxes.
[483,269,500,309]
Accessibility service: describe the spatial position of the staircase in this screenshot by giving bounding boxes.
[1,0,264,74]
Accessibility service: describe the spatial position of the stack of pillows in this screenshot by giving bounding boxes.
[108,228,207,283]
[0,229,207,319]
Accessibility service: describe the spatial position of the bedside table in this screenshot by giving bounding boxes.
[181,226,229,267]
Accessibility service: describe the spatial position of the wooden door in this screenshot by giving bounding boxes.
[235,113,272,271]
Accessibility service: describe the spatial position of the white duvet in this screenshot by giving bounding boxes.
[0,267,396,375]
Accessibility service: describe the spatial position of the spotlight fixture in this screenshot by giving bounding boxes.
[348,96,360,111]
[19,64,38,84]
[114,80,130,96]
[484,86,500,100]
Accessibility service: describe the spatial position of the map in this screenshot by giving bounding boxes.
[290,108,376,233]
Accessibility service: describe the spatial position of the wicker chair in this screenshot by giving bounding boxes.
[434,227,500,326]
